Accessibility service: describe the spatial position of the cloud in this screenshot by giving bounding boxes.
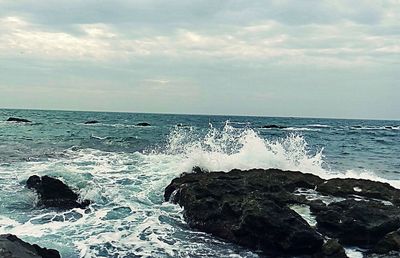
[0,13,398,67]
[0,0,399,118]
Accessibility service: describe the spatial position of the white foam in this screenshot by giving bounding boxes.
[165,123,400,189]
[284,127,321,131]
[165,123,326,175]
[307,124,331,128]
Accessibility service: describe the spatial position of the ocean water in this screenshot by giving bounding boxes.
[0,109,399,257]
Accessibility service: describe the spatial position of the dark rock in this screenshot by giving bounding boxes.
[84,120,99,124]
[316,200,400,248]
[262,124,286,129]
[191,166,208,173]
[6,117,31,123]
[316,178,400,205]
[165,169,324,256]
[372,230,400,254]
[165,168,400,257]
[26,175,90,210]
[136,122,151,126]
[314,239,348,258]
[0,234,60,258]
[366,251,400,258]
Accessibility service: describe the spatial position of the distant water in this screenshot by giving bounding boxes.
[0,109,399,257]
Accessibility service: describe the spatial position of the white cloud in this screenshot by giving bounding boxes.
[0,0,399,67]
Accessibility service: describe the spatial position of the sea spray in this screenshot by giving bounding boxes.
[165,122,326,175]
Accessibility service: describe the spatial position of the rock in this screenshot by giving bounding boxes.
[314,239,348,258]
[0,234,60,258]
[372,230,400,254]
[191,166,208,173]
[316,200,400,247]
[316,178,400,205]
[84,120,99,124]
[6,117,31,123]
[366,251,400,258]
[262,124,286,129]
[165,168,400,257]
[136,122,151,126]
[165,169,324,256]
[26,175,90,210]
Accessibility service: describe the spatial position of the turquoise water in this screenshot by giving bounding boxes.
[0,109,399,257]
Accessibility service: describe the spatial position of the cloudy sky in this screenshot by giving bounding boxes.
[0,0,399,119]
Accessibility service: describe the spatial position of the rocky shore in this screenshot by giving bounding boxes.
[165,168,400,257]
[0,234,60,258]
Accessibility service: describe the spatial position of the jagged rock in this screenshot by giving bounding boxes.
[0,234,60,258]
[6,117,31,123]
[26,175,90,210]
[84,120,99,124]
[316,178,400,205]
[262,124,286,129]
[165,169,324,256]
[314,239,348,258]
[372,230,400,254]
[136,122,151,126]
[191,166,208,173]
[165,168,400,257]
[316,200,400,247]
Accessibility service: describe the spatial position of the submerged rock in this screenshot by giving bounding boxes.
[0,234,60,258]
[6,117,31,123]
[136,122,151,126]
[26,175,90,210]
[262,124,286,129]
[165,168,400,257]
[84,120,99,124]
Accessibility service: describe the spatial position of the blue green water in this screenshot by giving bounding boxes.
[0,109,399,257]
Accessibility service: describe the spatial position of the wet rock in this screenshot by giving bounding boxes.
[165,169,324,256]
[26,175,90,210]
[191,166,208,174]
[6,117,31,123]
[84,120,99,124]
[0,234,60,258]
[316,200,400,247]
[262,124,286,129]
[165,168,400,257]
[314,239,348,258]
[366,251,400,258]
[136,122,151,126]
[372,230,400,254]
[316,178,400,205]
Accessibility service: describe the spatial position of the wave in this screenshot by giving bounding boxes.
[349,126,399,130]
[306,124,331,128]
[283,127,321,132]
[165,123,326,174]
[163,122,400,188]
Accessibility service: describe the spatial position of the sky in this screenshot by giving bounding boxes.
[0,0,399,120]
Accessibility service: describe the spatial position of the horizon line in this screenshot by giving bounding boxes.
[1,106,399,122]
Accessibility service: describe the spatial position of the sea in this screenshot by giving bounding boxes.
[0,108,399,258]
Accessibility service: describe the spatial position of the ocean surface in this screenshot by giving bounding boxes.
[0,109,399,257]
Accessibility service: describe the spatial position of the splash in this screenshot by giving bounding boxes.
[163,122,400,188]
[165,122,326,174]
